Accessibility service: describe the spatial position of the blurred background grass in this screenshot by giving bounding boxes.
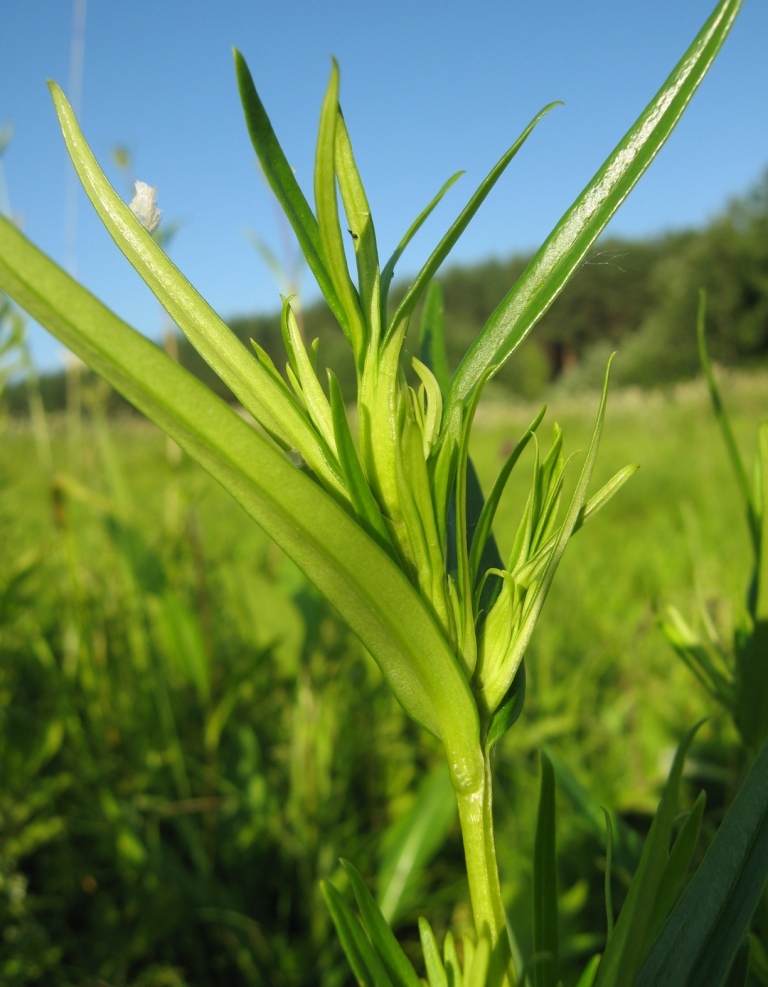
[1,353,763,985]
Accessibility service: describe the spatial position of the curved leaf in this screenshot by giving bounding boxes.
[380,171,463,314]
[386,101,560,343]
[48,81,345,498]
[444,0,743,427]
[636,733,768,987]
[341,860,422,987]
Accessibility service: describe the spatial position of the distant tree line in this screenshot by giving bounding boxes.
[6,168,768,415]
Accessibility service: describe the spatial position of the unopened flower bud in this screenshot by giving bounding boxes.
[129,180,162,233]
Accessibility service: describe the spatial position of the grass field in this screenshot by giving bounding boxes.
[1,367,765,985]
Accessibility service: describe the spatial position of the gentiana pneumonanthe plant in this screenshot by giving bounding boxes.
[0,1,753,983]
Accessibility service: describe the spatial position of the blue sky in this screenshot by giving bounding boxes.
[2,0,766,372]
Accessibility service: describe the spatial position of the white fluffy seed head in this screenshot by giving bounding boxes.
[129,180,162,233]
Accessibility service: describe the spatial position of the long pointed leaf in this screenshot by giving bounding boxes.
[342,860,422,987]
[381,171,463,316]
[335,106,381,342]
[48,81,345,497]
[445,0,743,426]
[322,880,395,987]
[419,917,449,987]
[233,49,348,333]
[387,102,560,342]
[314,61,367,361]
[636,732,768,987]
[419,280,450,397]
[595,722,703,987]
[644,790,706,946]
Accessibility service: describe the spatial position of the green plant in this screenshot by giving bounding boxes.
[661,292,768,757]
[0,1,762,984]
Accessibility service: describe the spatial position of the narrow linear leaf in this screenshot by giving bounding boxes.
[723,938,751,987]
[445,0,743,427]
[48,81,345,496]
[453,373,493,672]
[314,60,367,361]
[512,463,639,590]
[443,932,462,987]
[466,935,491,987]
[595,721,704,987]
[280,297,338,453]
[602,809,614,940]
[342,860,423,987]
[335,106,381,342]
[381,171,464,315]
[644,791,706,946]
[533,751,559,987]
[419,917,449,987]
[233,49,348,332]
[574,955,602,987]
[387,102,560,342]
[544,748,643,878]
[469,405,546,588]
[696,290,758,548]
[321,880,394,987]
[419,281,450,397]
[636,732,768,987]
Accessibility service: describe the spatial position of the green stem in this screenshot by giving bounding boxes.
[455,751,515,986]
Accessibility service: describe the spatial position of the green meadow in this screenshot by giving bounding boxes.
[2,367,763,985]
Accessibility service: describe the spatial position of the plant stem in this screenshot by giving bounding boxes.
[455,750,515,986]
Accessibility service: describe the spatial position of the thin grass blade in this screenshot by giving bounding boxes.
[574,955,601,987]
[533,751,559,987]
[381,171,463,314]
[387,102,560,342]
[636,733,768,987]
[644,791,706,946]
[341,860,423,987]
[322,880,395,987]
[696,290,758,548]
[595,722,704,987]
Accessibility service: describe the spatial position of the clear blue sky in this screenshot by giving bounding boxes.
[2,0,766,372]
